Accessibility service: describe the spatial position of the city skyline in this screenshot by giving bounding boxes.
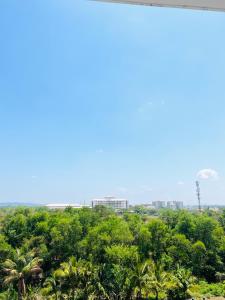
[1,0,225,205]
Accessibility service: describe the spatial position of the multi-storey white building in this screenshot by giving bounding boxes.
[92,196,128,210]
[152,201,166,209]
[167,201,184,210]
[151,200,183,210]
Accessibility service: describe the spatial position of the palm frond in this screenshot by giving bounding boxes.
[3,274,19,285]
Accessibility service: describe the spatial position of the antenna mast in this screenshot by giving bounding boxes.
[196,181,201,211]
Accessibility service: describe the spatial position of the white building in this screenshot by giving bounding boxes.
[45,203,90,210]
[152,201,166,209]
[167,201,183,210]
[92,196,128,210]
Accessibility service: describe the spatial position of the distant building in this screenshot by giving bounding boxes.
[141,204,156,210]
[45,203,90,210]
[167,201,183,210]
[92,196,128,210]
[152,201,166,209]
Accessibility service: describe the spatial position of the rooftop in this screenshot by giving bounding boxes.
[45,203,90,209]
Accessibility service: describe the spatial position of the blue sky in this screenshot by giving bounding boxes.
[0,0,225,205]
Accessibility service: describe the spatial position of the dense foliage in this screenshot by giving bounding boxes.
[1,206,225,299]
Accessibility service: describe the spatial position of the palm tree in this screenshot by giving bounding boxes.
[145,261,174,300]
[54,257,108,300]
[54,256,80,299]
[0,286,17,300]
[23,286,46,300]
[171,266,196,300]
[1,249,42,300]
[42,275,60,300]
[131,261,150,299]
[42,274,69,300]
[87,281,109,300]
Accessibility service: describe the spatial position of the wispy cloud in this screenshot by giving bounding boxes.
[197,169,219,180]
[138,101,153,113]
[96,149,104,153]
[177,181,184,185]
[138,99,166,114]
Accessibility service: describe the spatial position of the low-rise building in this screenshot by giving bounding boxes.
[92,196,128,210]
[46,203,90,210]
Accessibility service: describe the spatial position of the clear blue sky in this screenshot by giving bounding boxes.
[1,0,225,205]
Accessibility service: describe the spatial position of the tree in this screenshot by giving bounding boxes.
[145,261,174,300]
[49,215,82,261]
[42,274,64,300]
[192,241,207,277]
[160,209,179,229]
[80,216,134,263]
[175,211,196,241]
[104,245,140,299]
[219,209,225,230]
[167,266,196,300]
[167,234,192,268]
[194,215,221,250]
[0,234,14,264]
[3,213,28,248]
[131,260,152,299]
[146,219,169,262]
[53,256,104,299]
[1,206,225,298]
[1,249,42,300]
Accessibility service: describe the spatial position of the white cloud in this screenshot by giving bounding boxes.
[197,169,219,180]
[177,181,184,185]
[31,175,37,179]
[96,149,104,153]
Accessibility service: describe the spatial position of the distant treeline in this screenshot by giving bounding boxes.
[1,206,225,299]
